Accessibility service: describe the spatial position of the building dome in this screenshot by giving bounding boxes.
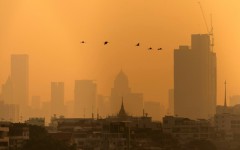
[114,70,129,88]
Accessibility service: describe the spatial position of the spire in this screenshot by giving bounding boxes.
[224,80,227,107]
[92,104,94,119]
[118,97,128,118]
[121,96,124,107]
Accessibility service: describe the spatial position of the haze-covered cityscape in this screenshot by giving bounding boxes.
[1,0,240,150]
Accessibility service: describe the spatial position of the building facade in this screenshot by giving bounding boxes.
[11,54,29,112]
[51,82,65,116]
[74,80,97,118]
[163,116,215,142]
[0,122,9,150]
[174,34,217,119]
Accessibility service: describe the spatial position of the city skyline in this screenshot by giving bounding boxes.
[0,1,239,109]
[1,1,240,149]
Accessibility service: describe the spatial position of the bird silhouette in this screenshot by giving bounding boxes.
[148,47,152,50]
[80,41,85,44]
[136,43,140,46]
[104,41,109,45]
[157,48,162,50]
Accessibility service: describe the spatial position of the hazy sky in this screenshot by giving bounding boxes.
[0,0,239,108]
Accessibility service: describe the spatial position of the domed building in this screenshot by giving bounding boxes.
[110,70,143,117]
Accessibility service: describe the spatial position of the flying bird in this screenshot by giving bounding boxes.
[136,43,140,46]
[148,47,152,50]
[104,41,109,45]
[80,41,85,44]
[157,48,162,50]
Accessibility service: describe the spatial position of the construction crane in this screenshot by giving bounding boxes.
[198,1,214,52]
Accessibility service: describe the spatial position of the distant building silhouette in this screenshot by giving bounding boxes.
[0,101,19,122]
[74,80,97,118]
[51,82,65,116]
[110,70,143,116]
[11,54,29,114]
[174,34,217,119]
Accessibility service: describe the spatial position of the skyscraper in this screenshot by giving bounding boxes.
[74,80,97,118]
[174,34,216,119]
[11,54,29,112]
[110,70,143,116]
[51,82,65,116]
[110,70,131,114]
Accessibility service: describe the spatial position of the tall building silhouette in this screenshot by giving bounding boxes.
[11,54,29,114]
[174,34,216,119]
[110,70,143,116]
[51,82,65,116]
[74,80,97,118]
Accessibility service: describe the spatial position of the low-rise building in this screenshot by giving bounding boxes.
[48,100,162,149]
[0,122,10,150]
[25,118,45,126]
[9,123,29,150]
[214,113,240,140]
[162,116,215,142]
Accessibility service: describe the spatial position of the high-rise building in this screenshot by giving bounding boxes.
[74,80,97,118]
[110,70,131,114]
[174,34,216,119]
[51,82,65,116]
[110,70,143,116]
[11,54,29,112]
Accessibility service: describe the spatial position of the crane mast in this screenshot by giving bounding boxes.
[198,2,214,52]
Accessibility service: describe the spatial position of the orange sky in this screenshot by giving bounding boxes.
[0,0,240,109]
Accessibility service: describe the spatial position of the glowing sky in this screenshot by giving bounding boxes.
[0,0,240,109]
